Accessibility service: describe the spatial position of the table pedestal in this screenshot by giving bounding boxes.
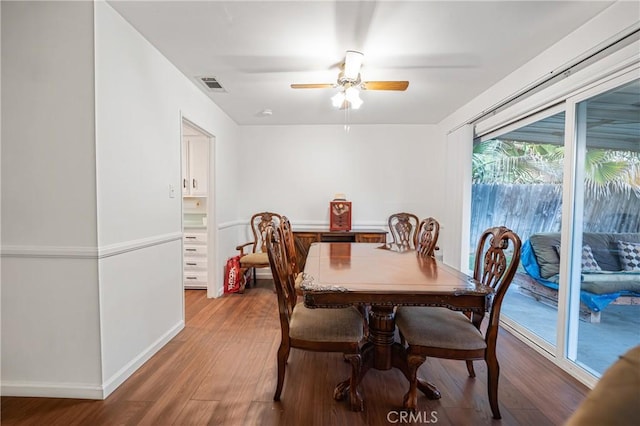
[334,306,441,411]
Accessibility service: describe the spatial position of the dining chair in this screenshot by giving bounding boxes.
[388,212,420,248]
[266,224,365,411]
[415,217,440,257]
[395,226,522,418]
[236,211,282,290]
[279,216,304,295]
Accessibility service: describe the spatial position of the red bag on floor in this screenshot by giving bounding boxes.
[224,255,243,294]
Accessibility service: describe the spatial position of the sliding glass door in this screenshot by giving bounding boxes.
[471,109,566,348]
[565,77,640,376]
[470,73,639,378]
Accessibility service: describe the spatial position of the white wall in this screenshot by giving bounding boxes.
[1,1,240,399]
[442,125,473,270]
[1,1,98,248]
[1,1,102,397]
[237,124,444,242]
[94,1,240,393]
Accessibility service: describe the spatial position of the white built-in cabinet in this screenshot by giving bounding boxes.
[183,229,208,289]
[182,136,209,196]
[182,127,210,290]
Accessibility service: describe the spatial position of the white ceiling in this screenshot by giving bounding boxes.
[107,1,615,126]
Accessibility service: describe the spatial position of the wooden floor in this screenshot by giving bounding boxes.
[1,281,589,425]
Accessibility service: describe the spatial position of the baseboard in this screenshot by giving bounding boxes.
[1,320,185,400]
[0,381,104,399]
[101,320,185,398]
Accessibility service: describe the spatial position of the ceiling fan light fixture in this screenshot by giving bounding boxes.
[345,86,363,109]
[331,91,346,108]
[331,87,362,110]
[343,50,364,81]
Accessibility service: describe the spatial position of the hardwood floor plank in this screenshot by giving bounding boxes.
[242,401,284,426]
[190,340,273,401]
[171,400,220,425]
[0,398,110,426]
[502,409,556,426]
[0,281,590,425]
[76,400,152,426]
[206,400,254,425]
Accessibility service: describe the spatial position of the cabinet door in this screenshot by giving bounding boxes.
[293,232,319,255]
[355,233,387,243]
[181,139,189,195]
[188,138,209,196]
[293,232,319,270]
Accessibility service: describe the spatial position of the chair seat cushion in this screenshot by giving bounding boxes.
[290,305,363,343]
[240,252,269,267]
[395,307,486,351]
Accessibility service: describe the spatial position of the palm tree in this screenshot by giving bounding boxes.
[473,139,640,199]
[584,149,640,198]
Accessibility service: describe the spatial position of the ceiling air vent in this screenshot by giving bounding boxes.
[199,77,226,92]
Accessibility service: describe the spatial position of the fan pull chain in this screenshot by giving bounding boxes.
[344,105,350,133]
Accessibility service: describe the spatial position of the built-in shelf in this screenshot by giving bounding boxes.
[184,223,206,229]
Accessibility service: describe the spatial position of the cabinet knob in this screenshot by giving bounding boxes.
[183,178,187,189]
[192,179,196,189]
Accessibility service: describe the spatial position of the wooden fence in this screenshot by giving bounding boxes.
[470,184,640,249]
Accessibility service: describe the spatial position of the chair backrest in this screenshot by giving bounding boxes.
[250,212,282,253]
[388,212,420,248]
[266,225,297,331]
[416,217,440,258]
[473,226,521,340]
[280,216,299,276]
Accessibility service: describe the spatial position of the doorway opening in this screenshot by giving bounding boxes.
[181,118,214,295]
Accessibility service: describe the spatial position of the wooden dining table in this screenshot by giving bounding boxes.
[300,242,494,411]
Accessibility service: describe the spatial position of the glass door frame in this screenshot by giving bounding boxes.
[556,67,639,387]
[475,105,567,358]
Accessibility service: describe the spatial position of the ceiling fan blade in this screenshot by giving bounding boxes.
[290,83,336,89]
[361,81,409,91]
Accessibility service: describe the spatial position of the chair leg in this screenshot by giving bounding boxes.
[345,353,363,411]
[357,305,370,338]
[466,360,476,377]
[402,353,427,411]
[274,342,290,401]
[485,355,501,419]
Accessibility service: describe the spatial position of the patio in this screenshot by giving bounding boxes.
[502,284,640,375]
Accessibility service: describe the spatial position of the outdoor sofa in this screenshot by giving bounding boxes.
[516,232,640,322]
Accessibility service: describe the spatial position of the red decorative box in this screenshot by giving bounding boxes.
[330,201,352,231]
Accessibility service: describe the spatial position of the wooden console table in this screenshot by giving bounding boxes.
[293,228,388,270]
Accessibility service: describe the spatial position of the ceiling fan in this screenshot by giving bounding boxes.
[290,50,409,109]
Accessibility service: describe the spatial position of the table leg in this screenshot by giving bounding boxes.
[333,343,373,411]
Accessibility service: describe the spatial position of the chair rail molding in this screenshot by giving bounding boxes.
[217,219,245,230]
[1,232,183,259]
